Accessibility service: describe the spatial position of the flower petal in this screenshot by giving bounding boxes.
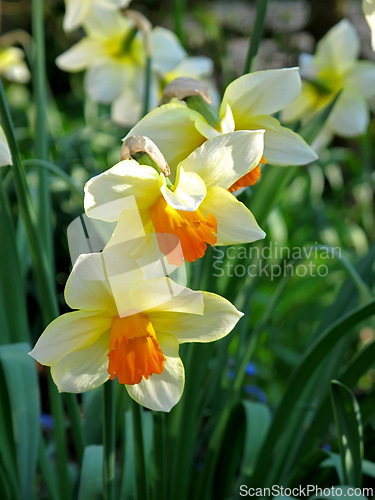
[126,333,184,412]
[51,331,111,393]
[161,166,206,211]
[200,187,265,245]
[149,291,243,343]
[85,62,134,103]
[314,20,360,75]
[179,130,264,189]
[221,68,301,124]
[150,27,186,73]
[363,0,375,50]
[345,61,375,98]
[29,310,112,366]
[165,56,213,80]
[250,115,318,166]
[56,38,105,72]
[84,160,161,221]
[327,90,369,137]
[124,103,206,170]
[63,0,90,32]
[129,278,204,316]
[0,127,11,167]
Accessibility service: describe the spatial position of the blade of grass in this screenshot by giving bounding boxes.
[252,299,375,486]
[330,381,363,488]
[0,343,40,500]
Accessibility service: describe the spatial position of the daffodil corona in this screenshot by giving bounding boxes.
[29,252,243,412]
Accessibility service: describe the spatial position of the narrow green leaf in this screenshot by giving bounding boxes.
[120,411,136,500]
[77,445,104,500]
[330,380,363,487]
[0,343,40,500]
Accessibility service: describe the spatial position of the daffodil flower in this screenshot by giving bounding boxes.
[63,0,131,32]
[363,0,375,50]
[57,9,214,126]
[29,252,242,411]
[282,20,375,145]
[126,68,317,177]
[84,131,266,263]
[0,126,11,167]
[0,46,30,83]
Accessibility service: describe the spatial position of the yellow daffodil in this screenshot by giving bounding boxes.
[57,9,214,126]
[282,20,375,145]
[126,68,317,175]
[363,0,375,50]
[0,46,30,83]
[29,251,242,411]
[0,126,12,167]
[63,0,131,32]
[84,131,266,263]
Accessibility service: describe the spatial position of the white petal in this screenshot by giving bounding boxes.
[150,27,186,73]
[56,38,105,71]
[327,90,369,137]
[345,61,375,98]
[85,62,133,103]
[51,332,111,393]
[161,167,206,211]
[219,104,236,134]
[65,252,143,315]
[221,68,301,124]
[179,130,264,189]
[84,160,161,221]
[29,311,112,366]
[125,102,206,170]
[63,0,90,32]
[363,0,375,50]
[166,56,213,79]
[250,115,318,166]
[126,333,184,412]
[200,187,265,245]
[149,291,243,343]
[111,89,143,126]
[0,127,11,166]
[314,20,360,75]
[129,278,203,316]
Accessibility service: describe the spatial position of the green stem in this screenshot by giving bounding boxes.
[64,394,85,465]
[32,0,52,265]
[131,399,148,500]
[244,0,269,73]
[174,0,186,44]
[103,381,116,500]
[142,56,152,118]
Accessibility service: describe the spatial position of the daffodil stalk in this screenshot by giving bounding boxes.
[32,0,52,266]
[244,0,270,73]
[103,381,116,500]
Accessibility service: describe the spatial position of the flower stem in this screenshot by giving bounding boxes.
[244,0,269,73]
[142,56,152,118]
[131,399,148,500]
[32,0,53,266]
[174,0,186,43]
[103,381,116,500]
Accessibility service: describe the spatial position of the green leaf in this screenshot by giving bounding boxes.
[0,343,40,500]
[77,445,104,500]
[330,380,363,487]
[120,411,136,500]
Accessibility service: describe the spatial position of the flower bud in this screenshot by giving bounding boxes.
[159,77,212,105]
[121,135,171,177]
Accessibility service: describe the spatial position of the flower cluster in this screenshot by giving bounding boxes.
[57,0,215,126]
[30,61,318,411]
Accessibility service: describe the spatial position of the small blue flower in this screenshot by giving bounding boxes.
[245,362,256,376]
[227,369,235,381]
[40,413,54,432]
[244,385,267,403]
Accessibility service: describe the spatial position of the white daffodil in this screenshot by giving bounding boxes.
[29,251,242,412]
[126,68,317,173]
[63,0,131,32]
[282,19,375,145]
[363,0,375,50]
[0,126,12,167]
[57,9,214,126]
[0,46,30,83]
[84,131,266,263]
